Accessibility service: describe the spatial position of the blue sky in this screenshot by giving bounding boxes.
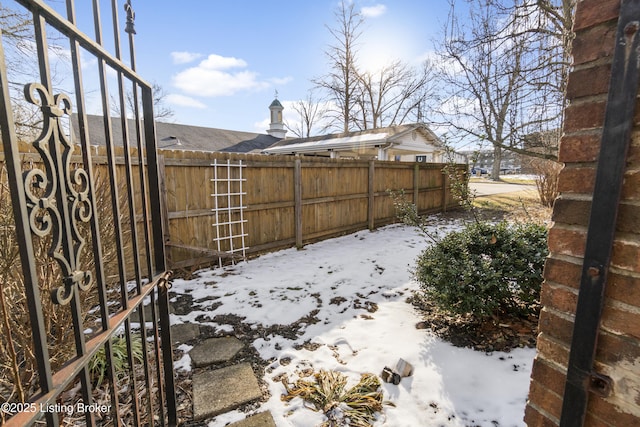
[58,1,454,134]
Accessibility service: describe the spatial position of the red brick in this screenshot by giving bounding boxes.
[566,64,611,100]
[558,167,596,194]
[537,333,570,367]
[529,380,563,421]
[617,202,640,234]
[572,24,617,66]
[544,257,582,290]
[607,271,640,308]
[564,101,606,133]
[551,198,590,227]
[629,134,640,165]
[584,411,615,427]
[551,199,640,234]
[539,309,575,344]
[574,0,620,31]
[596,330,640,366]
[622,169,640,201]
[611,239,640,272]
[524,404,559,427]
[601,304,640,340]
[540,283,578,316]
[548,226,587,258]
[530,358,567,396]
[558,132,601,163]
[587,392,640,426]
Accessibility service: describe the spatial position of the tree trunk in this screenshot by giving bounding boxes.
[491,145,502,181]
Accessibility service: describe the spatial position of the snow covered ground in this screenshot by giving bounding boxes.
[169,216,535,427]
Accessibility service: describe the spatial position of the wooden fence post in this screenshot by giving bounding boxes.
[413,163,419,208]
[441,171,449,213]
[368,160,375,230]
[294,157,303,248]
[158,154,170,245]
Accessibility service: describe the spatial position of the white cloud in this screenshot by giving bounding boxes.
[361,4,387,18]
[171,51,203,65]
[253,117,270,133]
[199,54,247,69]
[269,76,294,86]
[166,93,207,109]
[173,53,270,97]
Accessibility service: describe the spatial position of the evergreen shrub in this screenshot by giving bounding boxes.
[414,221,548,319]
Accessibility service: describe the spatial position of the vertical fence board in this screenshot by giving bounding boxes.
[294,158,302,248]
[368,161,375,230]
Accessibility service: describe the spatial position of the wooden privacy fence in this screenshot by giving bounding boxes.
[161,150,464,268]
[1,145,464,270]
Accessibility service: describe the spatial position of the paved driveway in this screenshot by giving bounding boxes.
[469,180,536,196]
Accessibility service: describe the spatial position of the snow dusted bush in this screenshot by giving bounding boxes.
[414,221,548,319]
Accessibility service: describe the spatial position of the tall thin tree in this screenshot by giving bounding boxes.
[313,1,363,133]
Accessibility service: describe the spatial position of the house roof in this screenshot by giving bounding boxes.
[71,115,281,153]
[263,123,444,157]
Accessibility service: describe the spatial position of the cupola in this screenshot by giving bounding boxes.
[267,94,287,139]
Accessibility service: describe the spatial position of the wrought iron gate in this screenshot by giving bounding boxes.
[0,0,176,425]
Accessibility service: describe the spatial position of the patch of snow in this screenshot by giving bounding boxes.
[172,219,535,426]
[174,344,193,372]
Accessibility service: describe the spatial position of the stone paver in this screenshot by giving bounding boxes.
[193,363,263,420]
[170,323,201,345]
[190,336,244,367]
[227,411,277,427]
[130,301,174,323]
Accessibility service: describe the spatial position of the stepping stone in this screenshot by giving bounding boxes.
[227,411,277,427]
[170,323,201,345]
[193,363,262,420]
[189,336,244,367]
[130,301,175,323]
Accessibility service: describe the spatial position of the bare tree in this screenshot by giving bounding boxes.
[111,81,174,121]
[313,0,363,133]
[147,82,174,121]
[286,89,329,138]
[314,1,437,133]
[354,60,435,130]
[1,5,49,141]
[435,0,574,180]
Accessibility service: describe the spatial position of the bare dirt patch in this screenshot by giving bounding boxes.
[410,294,538,352]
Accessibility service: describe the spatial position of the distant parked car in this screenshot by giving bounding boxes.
[471,167,488,175]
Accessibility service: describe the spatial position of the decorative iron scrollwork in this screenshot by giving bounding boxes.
[23,82,93,305]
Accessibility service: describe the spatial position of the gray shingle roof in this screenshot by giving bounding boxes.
[266,124,433,149]
[71,115,280,153]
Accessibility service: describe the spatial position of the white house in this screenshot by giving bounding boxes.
[263,122,449,162]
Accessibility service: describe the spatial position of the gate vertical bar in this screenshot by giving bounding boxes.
[142,82,178,426]
[65,0,121,422]
[560,1,640,425]
[123,0,168,422]
[0,27,57,427]
[111,1,156,424]
[92,0,143,423]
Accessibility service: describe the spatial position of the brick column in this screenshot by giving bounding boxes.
[525,0,640,425]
